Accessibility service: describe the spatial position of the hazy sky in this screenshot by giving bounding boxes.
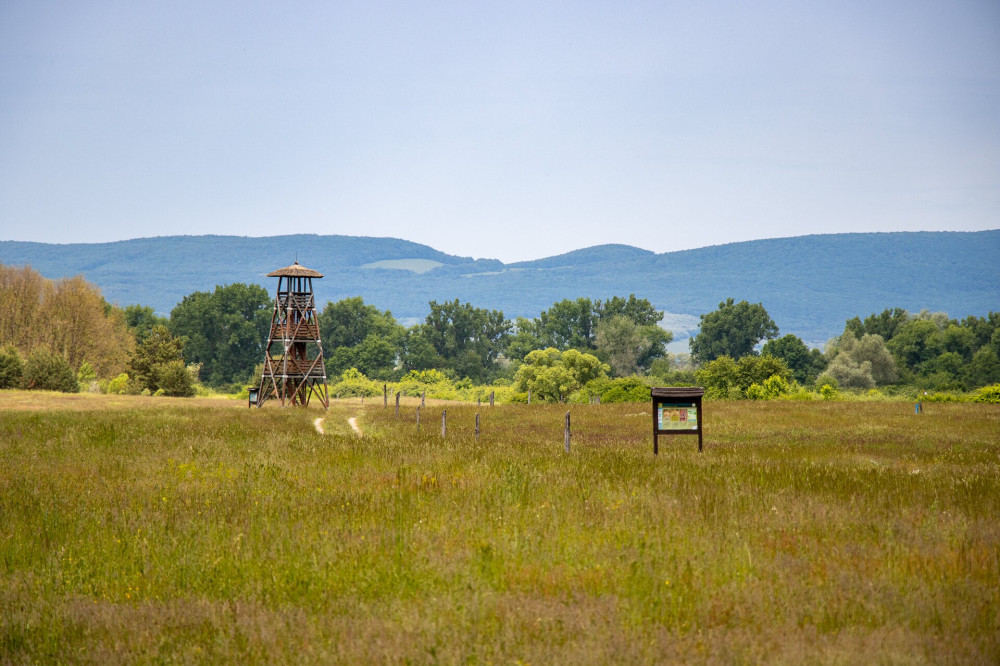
[1,1,998,262]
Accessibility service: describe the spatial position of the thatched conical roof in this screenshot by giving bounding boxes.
[266,261,323,278]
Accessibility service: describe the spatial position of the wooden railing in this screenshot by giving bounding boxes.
[269,323,320,340]
[276,293,315,310]
[264,357,326,377]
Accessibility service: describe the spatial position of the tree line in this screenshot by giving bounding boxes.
[1,263,998,400]
[689,298,1000,399]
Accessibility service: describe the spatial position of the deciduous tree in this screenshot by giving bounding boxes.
[123,304,169,343]
[319,297,405,380]
[594,315,672,376]
[690,298,778,363]
[40,276,133,377]
[761,334,826,384]
[423,300,511,382]
[514,347,609,402]
[169,283,271,387]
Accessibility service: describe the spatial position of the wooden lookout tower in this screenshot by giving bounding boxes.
[255,262,329,408]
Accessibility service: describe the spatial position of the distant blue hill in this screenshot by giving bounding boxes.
[1,231,997,346]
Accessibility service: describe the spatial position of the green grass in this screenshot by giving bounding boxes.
[1,393,998,664]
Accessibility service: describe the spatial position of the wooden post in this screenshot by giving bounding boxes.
[441,410,447,438]
[475,412,480,441]
[564,411,571,453]
[383,384,387,407]
[490,391,494,407]
[527,389,531,405]
[421,390,426,407]
[395,391,400,418]
[416,405,421,432]
[478,397,481,408]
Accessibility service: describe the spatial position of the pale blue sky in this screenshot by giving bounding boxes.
[1,1,998,262]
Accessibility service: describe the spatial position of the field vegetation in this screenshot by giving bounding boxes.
[4,263,999,405]
[2,391,997,663]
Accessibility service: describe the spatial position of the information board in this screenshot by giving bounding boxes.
[651,387,704,453]
[657,402,698,430]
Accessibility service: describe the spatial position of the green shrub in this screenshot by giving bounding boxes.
[747,374,792,400]
[395,369,455,399]
[815,374,839,390]
[106,373,130,395]
[696,355,738,399]
[922,392,962,403]
[0,346,23,389]
[21,350,79,393]
[76,361,100,393]
[599,377,650,404]
[329,368,383,398]
[971,383,1000,404]
[76,361,97,384]
[151,360,196,397]
[819,384,839,400]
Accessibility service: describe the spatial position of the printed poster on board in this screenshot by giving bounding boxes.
[658,402,698,430]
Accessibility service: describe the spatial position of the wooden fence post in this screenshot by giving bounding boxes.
[475,412,480,441]
[490,391,495,407]
[527,389,531,405]
[395,391,400,418]
[564,411,571,453]
[441,410,447,438]
[416,405,421,432]
[383,384,387,407]
[421,390,426,407]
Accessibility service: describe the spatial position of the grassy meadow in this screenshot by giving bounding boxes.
[1,391,998,664]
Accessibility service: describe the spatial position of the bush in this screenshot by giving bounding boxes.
[77,361,100,393]
[971,384,1000,404]
[696,355,791,399]
[106,373,130,395]
[151,360,196,397]
[819,384,839,400]
[77,361,97,384]
[746,374,792,400]
[922,392,962,403]
[21,350,79,393]
[815,374,839,390]
[695,356,738,399]
[0,346,23,389]
[598,377,650,404]
[329,368,383,398]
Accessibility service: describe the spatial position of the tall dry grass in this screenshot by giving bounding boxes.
[1,392,997,663]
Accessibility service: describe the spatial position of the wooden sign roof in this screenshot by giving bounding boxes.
[651,387,704,399]
[266,261,323,278]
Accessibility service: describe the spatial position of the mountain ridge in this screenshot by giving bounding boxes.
[2,230,997,346]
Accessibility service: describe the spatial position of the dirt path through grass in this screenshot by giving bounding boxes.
[347,417,362,436]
